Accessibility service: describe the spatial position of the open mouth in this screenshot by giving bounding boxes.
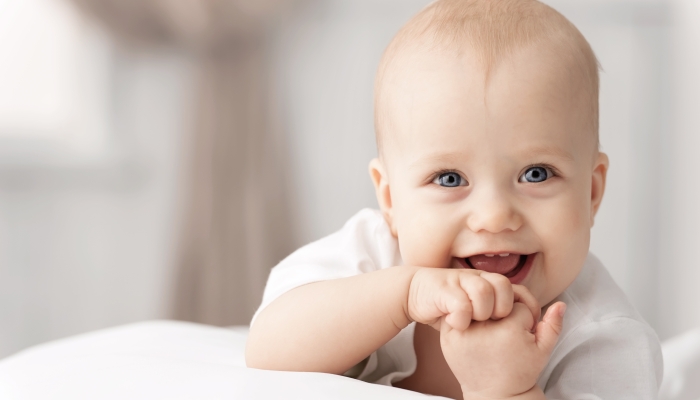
[460,253,535,284]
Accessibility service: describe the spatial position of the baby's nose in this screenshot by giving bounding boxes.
[465,189,522,233]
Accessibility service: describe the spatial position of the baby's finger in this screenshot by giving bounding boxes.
[509,302,536,331]
[445,310,471,331]
[441,287,473,331]
[459,275,495,321]
[439,315,453,336]
[480,272,514,319]
[512,284,541,327]
[535,302,566,354]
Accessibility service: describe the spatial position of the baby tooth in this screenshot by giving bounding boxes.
[499,253,510,257]
[485,254,495,257]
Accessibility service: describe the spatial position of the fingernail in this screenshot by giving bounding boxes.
[558,303,567,317]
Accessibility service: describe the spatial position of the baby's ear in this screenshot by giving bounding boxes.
[368,158,397,235]
[590,152,609,226]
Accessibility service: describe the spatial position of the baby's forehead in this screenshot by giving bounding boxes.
[381,47,593,156]
[374,0,599,157]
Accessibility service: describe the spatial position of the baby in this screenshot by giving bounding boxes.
[246,0,663,398]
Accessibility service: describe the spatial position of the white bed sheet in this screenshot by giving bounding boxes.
[0,321,440,400]
[5,320,699,399]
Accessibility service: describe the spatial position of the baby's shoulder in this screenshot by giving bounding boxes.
[551,253,661,363]
[282,208,400,272]
[539,254,663,393]
[252,209,400,323]
[556,253,643,326]
[549,253,661,361]
[341,208,391,240]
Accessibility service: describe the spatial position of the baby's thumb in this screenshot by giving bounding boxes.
[535,302,566,354]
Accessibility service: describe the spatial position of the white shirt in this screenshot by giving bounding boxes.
[252,208,663,399]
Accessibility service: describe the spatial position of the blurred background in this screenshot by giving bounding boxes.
[0,0,698,359]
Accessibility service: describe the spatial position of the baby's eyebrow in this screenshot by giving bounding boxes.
[407,145,575,171]
[521,145,574,161]
[408,152,466,170]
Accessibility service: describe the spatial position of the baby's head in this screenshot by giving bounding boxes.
[369,0,608,306]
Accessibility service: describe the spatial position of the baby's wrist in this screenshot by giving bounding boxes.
[393,265,423,328]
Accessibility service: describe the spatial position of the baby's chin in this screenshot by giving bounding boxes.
[512,256,554,306]
[527,263,583,308]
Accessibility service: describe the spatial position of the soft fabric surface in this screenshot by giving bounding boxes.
[659,327,700,400]
[3,320,700,399]
[0,321,439,400]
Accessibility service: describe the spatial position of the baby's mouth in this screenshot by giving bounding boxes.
[464,253,529,278]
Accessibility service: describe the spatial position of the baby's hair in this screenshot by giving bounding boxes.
[374,0,600,157]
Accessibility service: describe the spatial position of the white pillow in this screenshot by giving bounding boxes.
[0,321,438,400]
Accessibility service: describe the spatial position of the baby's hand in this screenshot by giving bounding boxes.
[441,301,566,399]
[407,268,540,331]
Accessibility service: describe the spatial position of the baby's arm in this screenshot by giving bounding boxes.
[246,266,419,374]
[246,266,537,376]
[246,267,418,374]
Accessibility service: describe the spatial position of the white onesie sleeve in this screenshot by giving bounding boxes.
[537,255,664,399]
[251,208,402,325]
[542,317,663,399]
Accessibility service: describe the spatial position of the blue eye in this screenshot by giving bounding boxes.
[434,172,466,187]
[519,166,551,183]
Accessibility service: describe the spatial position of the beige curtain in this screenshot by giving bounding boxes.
[71,0,299,325]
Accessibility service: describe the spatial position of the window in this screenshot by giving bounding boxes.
[0,0,112,162]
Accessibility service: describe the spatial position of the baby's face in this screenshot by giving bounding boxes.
[371,44,608,306]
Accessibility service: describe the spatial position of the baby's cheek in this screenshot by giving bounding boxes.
[539,206,590,301]
[398,208,456,268]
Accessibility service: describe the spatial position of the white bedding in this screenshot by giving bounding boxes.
[2,320,700,399]
[0,321,440,400]
[659,327,700,400]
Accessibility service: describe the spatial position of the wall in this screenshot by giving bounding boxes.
[659,0,700,340]
[0,46,192,358]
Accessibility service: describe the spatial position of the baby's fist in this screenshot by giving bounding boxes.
[441,301,566,399]
[407,268,539,332]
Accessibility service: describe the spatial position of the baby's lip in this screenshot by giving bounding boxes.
[466,253,524,275]
[460,249,526,258]
[454,253,536,284]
